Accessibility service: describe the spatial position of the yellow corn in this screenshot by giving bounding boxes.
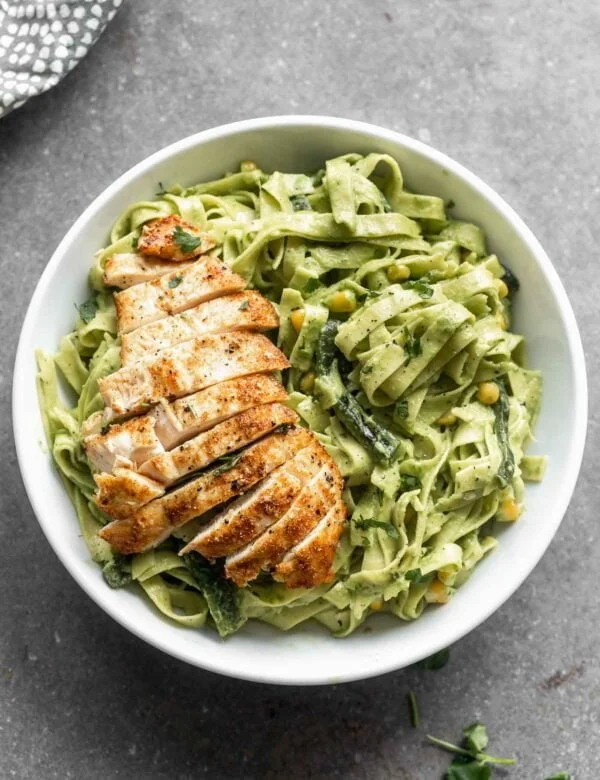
[328,290,357,313]
[496,279,509,299]
[437,411,458,427]
[438,568,455,585]
[240,160,257,172]
[425,578,449,604]
[477,381,500,405]
[500,498,521,522]
[370,599,384,611]
[299,371,316,394]
[290,308,305,333]
[387,263,411,282]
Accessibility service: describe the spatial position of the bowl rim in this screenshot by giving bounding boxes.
[12,115,588,685]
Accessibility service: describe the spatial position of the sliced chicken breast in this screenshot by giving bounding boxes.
[180,440,327,559]
[114,256,246,334]
[84,374,288,471]
[224,458,343,587]
[93,469,164,520]
[140,403,298,484]
[103,253,195,289]
[137,215,217,261]
[93,404,299,518]
[98,332,290,415]
[84,413,165,472]
[99,426,314,554]
[152,373,289,450]
[273,498,347,588]
[120,291,278,365]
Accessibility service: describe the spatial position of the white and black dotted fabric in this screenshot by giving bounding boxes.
[0,0,122,119]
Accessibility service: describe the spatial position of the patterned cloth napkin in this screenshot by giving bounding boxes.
[0,0,122,119]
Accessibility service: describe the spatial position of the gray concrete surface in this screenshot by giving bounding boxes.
[1,1,598,777]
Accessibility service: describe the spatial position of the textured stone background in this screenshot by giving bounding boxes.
[1,1,598,778]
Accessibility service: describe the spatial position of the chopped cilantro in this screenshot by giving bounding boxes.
[173,225,203,254]
[399,473,421,492]
[76,299,97,324]
[156,181,168,196]
[238,299,250,311]
[394,398,409,419]
[405,568,423,582]
[302,277,321,295]
[446,199,456,209]
[406,278,434,298]
[354,517,400,539]
[403,329,422,358]
[168,274,183,289]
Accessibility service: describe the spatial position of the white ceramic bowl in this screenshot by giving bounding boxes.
[13,116,587,685]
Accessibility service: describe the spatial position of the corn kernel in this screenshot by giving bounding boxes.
[496,279,509,299]
[495,312,507,330]
[437,411,458,427]
[299,371,316,394]
[500,498,521,522]
[425,578,449,604]
[328,290,357,313]
[370,599,384,611]
[240,160,257,172]
[290,308,305,333]
[387,263,411,282]
[477,381,500,405]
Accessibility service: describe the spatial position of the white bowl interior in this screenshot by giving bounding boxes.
[13,117,587,685]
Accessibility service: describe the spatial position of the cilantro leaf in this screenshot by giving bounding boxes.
[131,232,139,250]
[446,199,456,209]
[446,763,491,780]
[405,568,423,582]
[394,399,409,419]
[406,278,434,298]
[168,274,183,289]
[156,181,168,196]
[302,277,321,295]
[399,473,421,492]
[238,299,250,311]
[419,647,450,670]
[463,724,489,753]
[173,225,203,254]
[210,451,243,476]
[102,554,132,588]
[545,774,571,779]
[354,518,400,539]
[403,328,422,358]
[500,264,520,294]
[76,299,98,324]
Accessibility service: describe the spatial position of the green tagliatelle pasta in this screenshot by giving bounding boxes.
[37,154,546,637]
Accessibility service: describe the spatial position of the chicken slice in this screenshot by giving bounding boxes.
[140,402,298,483]
[120,291,278,366]
[83,373,288,471]
[273,498,347,588]
[93,403,299,518]
[93,469,164,520]
[180,440,327,559]
[103,253,195,289]
[84,413,165,472]
[137,215,217,261]
[99,426,314,554]
[224,458,343,587]
[98,332,290,415]
[151,373,288,450]
[114,256,246,334]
